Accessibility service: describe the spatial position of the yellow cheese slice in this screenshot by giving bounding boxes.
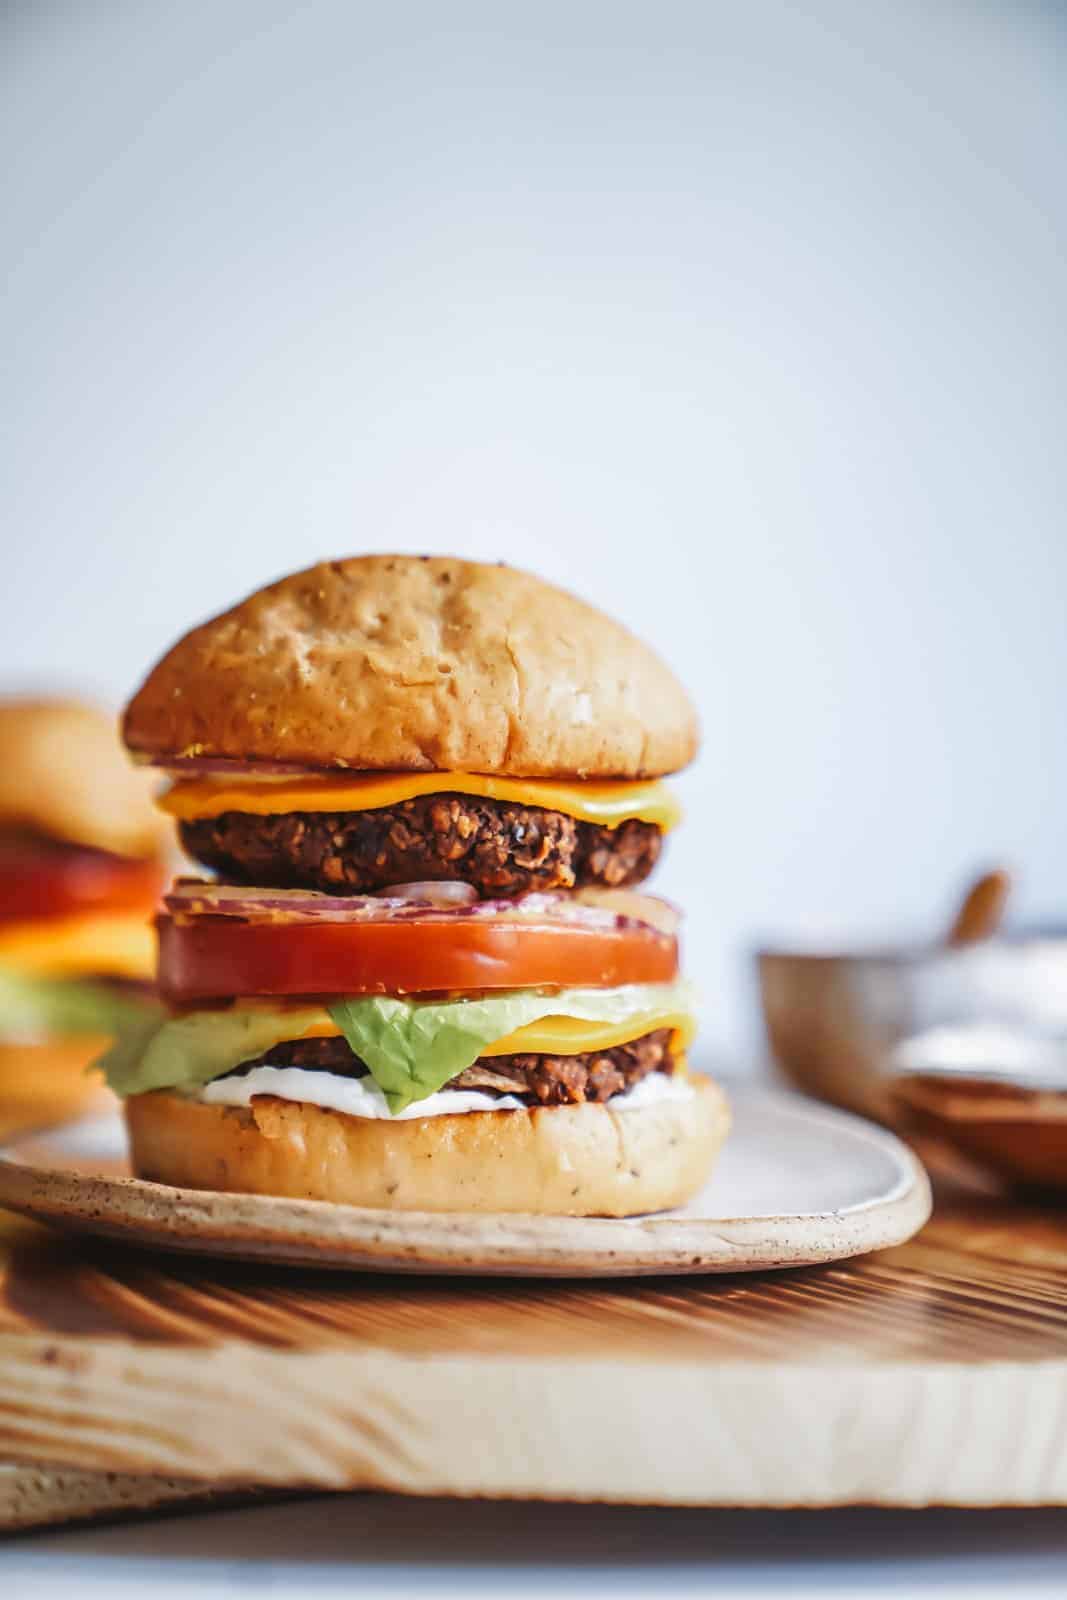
[290,1018,345,1040]
[268,1007,696,1059]
[0,912,156,981]
[482,1009,696,1057]
[158,772,682,831]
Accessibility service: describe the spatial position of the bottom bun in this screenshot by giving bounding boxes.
[125,1076,730,1216]
[0,1037,113,1134]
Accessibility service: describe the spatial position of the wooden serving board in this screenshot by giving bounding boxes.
[0,1076,278,1532]
[0,1458,275,1534]
[1,1089,1067,1507]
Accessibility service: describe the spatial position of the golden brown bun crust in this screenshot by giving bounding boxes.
[0,1039,115,1130]
[125,1076,729,1216]
[123,556,698,778]
[0,699,166,858]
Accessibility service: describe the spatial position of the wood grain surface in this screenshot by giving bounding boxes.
[1,1073,1066,1507]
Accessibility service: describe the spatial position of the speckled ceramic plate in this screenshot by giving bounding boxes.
[0,1087,930,1277]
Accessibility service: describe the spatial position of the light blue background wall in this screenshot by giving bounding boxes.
[4,2,1065,1060]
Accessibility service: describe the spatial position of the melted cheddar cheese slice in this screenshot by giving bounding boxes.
[483,1008,696,1058]
[276,1007,696,1060]
[0,912,156,981]
[158,772,682,831]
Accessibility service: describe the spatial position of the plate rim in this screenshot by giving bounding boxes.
[0,1088,932,1277]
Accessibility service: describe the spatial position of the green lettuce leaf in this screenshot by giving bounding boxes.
[328,983,694,1111]
[0,969,160,1044]
[97,1004,332,1098]
[99,981,695,1113]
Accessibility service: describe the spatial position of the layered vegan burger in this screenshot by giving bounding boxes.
[0,699,166,1096]
[103,556,728,1214]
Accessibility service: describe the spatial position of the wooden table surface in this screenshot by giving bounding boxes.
[2,1069,1067,1509]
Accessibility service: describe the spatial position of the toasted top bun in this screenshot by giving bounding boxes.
[123,556,698,778]
[0,699,165,858]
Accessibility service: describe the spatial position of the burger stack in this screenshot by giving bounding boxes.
[102,556,728,1215]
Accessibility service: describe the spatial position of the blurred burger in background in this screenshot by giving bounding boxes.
[0,699,167,1112]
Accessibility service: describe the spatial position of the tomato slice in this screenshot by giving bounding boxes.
[157,913,679,1000]
[0,841,164,923]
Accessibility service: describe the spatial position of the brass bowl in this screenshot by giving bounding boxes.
[757,934,1067,1189]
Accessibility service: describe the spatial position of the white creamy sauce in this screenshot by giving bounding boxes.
[198,1064,695,1120]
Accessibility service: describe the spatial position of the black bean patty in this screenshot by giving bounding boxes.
[180,793,661,898]
[226,1027,675,1107]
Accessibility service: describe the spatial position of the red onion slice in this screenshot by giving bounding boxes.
[163,880,679,936]
[375,881,479,906]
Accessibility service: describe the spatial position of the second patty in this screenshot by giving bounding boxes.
[180,792,662,898]
[224,1027,676,1107]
